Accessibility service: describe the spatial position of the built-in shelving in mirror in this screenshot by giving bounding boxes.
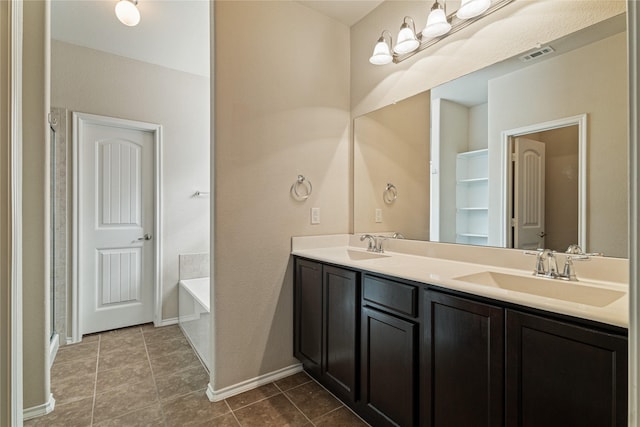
[353,14,628,258]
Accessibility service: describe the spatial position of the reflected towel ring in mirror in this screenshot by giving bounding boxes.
[291,175,313,201]
[384,183,398,204]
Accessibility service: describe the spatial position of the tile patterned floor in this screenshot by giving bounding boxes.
[25,324,368,426]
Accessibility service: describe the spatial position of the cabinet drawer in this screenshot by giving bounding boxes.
[363,275,417,317]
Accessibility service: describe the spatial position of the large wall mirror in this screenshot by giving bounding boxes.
[353,14,628,258]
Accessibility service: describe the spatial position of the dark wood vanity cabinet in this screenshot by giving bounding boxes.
[505,310,628,427]
[360,275,419,427]
[294,258,359,403]
[293,257,628,427]
[422,290,504,427]
[323,265,359,402]
[294,258,323,377]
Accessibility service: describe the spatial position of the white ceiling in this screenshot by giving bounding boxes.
[51,0,380,78]
[51,0,211,77]
[431,13,627,107]
[296,0,384,26]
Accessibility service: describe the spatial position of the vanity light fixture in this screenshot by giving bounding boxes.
[115,0,140,27]
[369,30,394,65]
[370,0,514,65]
[394,17,420,55]
[422,0,451,39]
[456,0,492,19]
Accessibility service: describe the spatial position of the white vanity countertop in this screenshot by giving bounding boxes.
[291,236,629,328]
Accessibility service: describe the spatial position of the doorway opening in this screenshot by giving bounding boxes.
[501,114,587,251]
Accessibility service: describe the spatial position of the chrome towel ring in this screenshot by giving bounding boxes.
[383,183,397,204]
[291,175,313,201]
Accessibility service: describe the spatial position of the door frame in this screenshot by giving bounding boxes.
[2,0,23,425]
[71,112,163,343]
[499,114,587,250]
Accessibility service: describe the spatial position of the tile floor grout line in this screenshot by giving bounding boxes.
[300,375,371,426]
[89,334,101,427]
[142,326,168,427]
[279,386,317,427]
[225,388,283,412]
[223,399,244,427]
[274,378,313,395]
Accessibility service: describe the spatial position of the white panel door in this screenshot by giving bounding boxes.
[514,138,546,250]
[80,120,155,334]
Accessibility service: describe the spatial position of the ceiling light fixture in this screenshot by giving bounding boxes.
[115,0,140,27]
[370,0,514,65]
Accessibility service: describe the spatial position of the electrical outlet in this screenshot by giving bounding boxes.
[375,208,383,223]
[311,207,320,224]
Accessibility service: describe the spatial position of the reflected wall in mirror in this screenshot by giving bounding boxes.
[353,92,430,240]
[353,14,628,258]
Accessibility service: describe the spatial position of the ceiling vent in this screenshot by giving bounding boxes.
[519,45,555,62]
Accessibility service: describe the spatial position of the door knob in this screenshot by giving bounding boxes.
[137,233,152,241]
[537,231,546,238]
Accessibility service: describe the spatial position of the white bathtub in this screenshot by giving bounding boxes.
[179,277,211,372]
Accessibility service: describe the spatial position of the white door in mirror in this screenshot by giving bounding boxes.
[514,138,546,250]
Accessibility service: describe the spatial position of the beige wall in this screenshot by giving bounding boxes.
[350,0,626,117]
[214,0,350,388]
[435,99,470,242]
[488,31,627,257]
[22,0,50,411]
[469,103,488,151]
[354,92,430,240]
[51,40,210,321]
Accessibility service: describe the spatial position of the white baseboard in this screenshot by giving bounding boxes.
[177,313,201,323]
[156,317,179,327]
[23,394,55,421]
[49,334,59,367]
[206,363,303,402]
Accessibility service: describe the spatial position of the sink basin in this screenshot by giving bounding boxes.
[346,249,390,261]
[453,271,625,307]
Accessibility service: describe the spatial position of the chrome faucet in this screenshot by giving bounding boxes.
[375,236,387,253]
[360,234,386,253]
[525,248,558,278]
[360,234,376,251]
[525,245,596,281]
[558,244,593,281]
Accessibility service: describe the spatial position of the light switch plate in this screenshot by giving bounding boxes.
[311,207,320,224]
[375,208,383,223]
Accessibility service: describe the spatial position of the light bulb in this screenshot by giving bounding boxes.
[115,0,140,27]
[422,7,451,38]
[456,0,491,20]
[394,23,419,55]
[369,38,393,65]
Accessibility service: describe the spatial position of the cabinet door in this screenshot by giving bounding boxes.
[294,258,323,377]
[323,265,358,402]
[361,307,417,427]
[505,310,627,427]
[422,290,504,427]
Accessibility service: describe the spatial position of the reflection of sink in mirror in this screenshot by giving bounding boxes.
[346,249,390,261]
[454,271,625,307]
